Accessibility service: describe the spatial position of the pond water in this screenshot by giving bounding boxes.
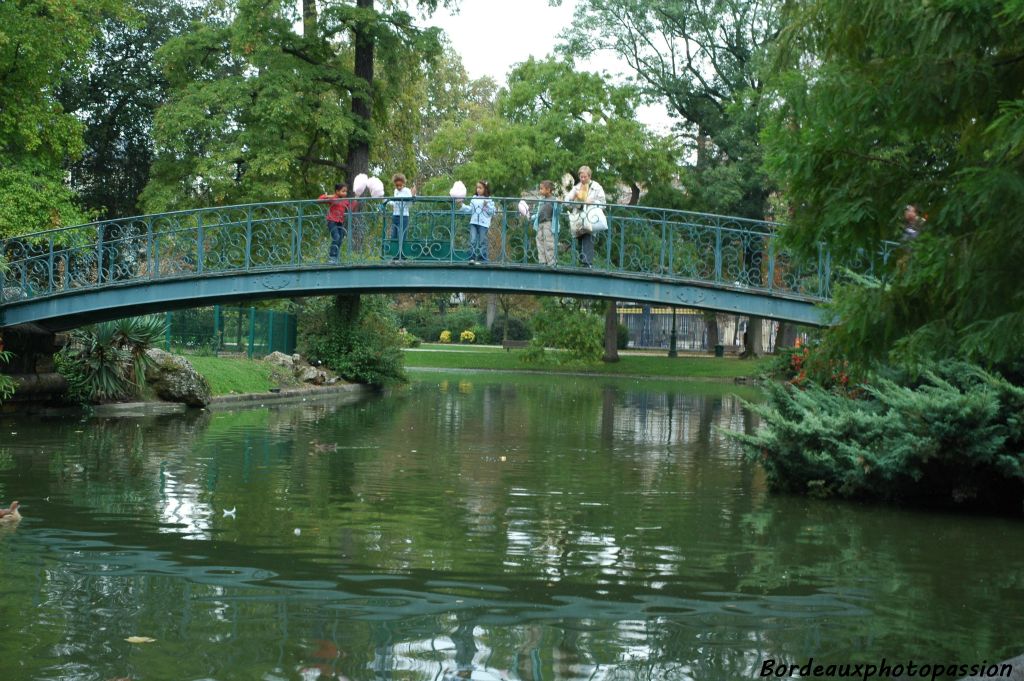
[0,373,1021,681]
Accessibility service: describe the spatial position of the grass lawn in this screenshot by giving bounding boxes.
[183,355,300,396]
[181,345,770,397]
[405,344,771,379]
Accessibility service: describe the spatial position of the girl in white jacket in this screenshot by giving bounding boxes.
[458,180,496,263]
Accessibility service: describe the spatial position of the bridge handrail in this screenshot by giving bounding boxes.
[0,197,899,307]
[0,197,784,243]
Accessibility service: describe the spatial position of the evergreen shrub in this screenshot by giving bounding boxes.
[298,295,406,387]
[733,362,1024,512]
[522,299,603,364]
[491,316,531,341]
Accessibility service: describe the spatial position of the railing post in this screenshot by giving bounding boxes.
[714,221,723,282]
[247,306,256,359]
[268,310,275,353]
[213,304,222,353]
[196,212,204,275]
[521,206,528,264]
[97,223,105,285]
[450,198,457,262]
[47,233,55,294]
[147,217,155,279]
[245,207,253,270]
[661,212,668,275]
[767,236,776,291]
[20,248,27,294]
[296,203,304,265]
[617,209,624,271]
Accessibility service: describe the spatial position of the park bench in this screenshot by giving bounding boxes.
[502,339,529,352]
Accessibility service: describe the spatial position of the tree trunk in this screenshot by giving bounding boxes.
[775,321,799,350]
[742,315,764,359]
[703,310,718,351]
[302,0,317,38]
[346,0,374,181]
[485,294,497,330]
[628,182,640,206]
[603,301,619,363]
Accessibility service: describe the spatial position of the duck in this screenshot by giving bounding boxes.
[0,501,21,523]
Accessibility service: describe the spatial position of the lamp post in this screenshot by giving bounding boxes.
[668,307,678,358]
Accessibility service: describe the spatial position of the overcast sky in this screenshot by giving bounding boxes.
[421,0,673,132]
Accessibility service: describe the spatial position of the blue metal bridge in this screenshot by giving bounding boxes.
[0,197,881,331]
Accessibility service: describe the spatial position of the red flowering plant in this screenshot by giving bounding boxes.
[770,342,864,397]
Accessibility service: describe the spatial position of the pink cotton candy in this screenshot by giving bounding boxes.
[367,176,385,198]
[449,181,467,199]
[352,173,368,196]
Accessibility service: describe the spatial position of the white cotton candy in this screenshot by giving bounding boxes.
[352,173,368,196]
[367,176,385,198]
[518,200,530,218]
[449,181,467,200]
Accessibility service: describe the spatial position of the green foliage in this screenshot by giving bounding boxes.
[58,0,200,219]
[0,0,122,235]
[396,328,421,348]
[764,0,1024,368]
[141,0,444,211]
[377,41,497,185]
[559,0,778,216]
[0,0,123,165]
[0,162,93,237]
[522,298,604,365]
[432,57,683,201]
[0,349,16,403]
[399,304,482,345]
[468,324,491,345]
[57,315,166,403]
[298,295,406,387]
[733,362,1024,512]
[490,316,531,342]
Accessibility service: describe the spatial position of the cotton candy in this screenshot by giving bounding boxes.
[367,176,385,198]
[518,200,529,218]
[449,181,467,200]
[352,173,368,196]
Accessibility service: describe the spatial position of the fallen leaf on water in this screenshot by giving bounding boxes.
[124,636,156,644]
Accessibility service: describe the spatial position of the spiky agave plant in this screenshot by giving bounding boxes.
[64,315,167,401]
[75,321,132,400]
[112,315,166,389]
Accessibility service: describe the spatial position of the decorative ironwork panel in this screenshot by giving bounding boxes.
[2,197,902,313]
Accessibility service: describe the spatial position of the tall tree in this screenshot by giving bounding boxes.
[0,0,125,236]
[57,0,200,219]
[764,0,1024,367]
[558,0,780,218]
[141,0,444,211]
[427,57,682,200]
[373,41,498,183]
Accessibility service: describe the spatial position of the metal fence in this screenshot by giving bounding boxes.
[163,305,296,357]
[0,197,868,304]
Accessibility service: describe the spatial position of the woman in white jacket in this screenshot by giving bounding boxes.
[565,165,605,268]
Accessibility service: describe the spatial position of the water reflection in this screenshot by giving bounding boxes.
[0,376,1021,680]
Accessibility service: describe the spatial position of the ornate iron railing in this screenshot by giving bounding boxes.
[0,197,901,305]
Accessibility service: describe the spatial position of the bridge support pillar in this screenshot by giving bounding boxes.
[0,324,68,407]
